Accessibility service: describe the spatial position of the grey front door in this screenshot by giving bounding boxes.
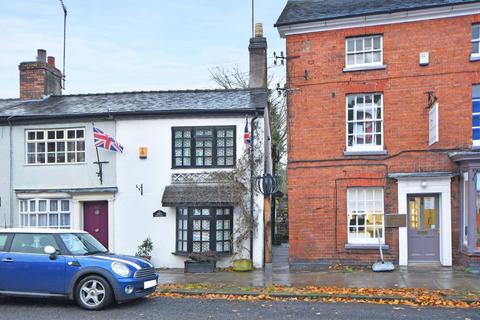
[407,195,440,262]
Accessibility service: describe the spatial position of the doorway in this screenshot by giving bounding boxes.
[407,195,440,263]
[83,201,109,249]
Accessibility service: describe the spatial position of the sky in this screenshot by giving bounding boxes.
[0,0,287,98]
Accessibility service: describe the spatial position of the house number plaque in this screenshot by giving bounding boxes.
[385,214,407,228]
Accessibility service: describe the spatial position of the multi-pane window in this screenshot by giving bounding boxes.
[19,199,71,229]
[346,93,383,151]
[176,207,233,254]
[172,126,236,168]
[216,129,235,166]
[215,208,232,252]
[346,35,383,68]
[347,188,384,244]
[177,208,189,252]
[473,25,480,56]
[26,128,85,164]
[194,129,214,166]
[473,85,480,146]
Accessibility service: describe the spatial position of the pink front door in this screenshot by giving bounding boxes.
[83,201,109,249]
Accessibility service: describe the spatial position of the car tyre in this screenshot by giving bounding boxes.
[75,275,113,310]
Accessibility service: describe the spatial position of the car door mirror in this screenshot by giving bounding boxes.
[43,246,57,257]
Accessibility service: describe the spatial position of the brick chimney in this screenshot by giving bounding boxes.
[19,49,62,100]
[249,23,267,89]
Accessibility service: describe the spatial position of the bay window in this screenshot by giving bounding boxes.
[176,207,233,254]
[347,188,384,244]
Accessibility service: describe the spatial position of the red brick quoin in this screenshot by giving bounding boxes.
[285,14,480,268]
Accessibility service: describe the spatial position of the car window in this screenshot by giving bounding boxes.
[0,234,7,251]
[10,233,60,254]
[60,233,107,255]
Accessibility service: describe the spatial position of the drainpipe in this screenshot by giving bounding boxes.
[249,113,259,262]
[6,115,15,228]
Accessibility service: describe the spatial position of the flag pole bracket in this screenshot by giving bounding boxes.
[93,160,109,185]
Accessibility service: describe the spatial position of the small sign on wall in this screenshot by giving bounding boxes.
[385,214,407,228]
[139,147,148,159]
[429,102,439,146]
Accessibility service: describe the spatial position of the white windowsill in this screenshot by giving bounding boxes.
[470,54,480,62]
[343,64,387,72]
[345,243,389,250]
[344,150,387,156]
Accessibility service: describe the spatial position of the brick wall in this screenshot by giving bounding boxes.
[19,61,61,100]
[286,14,480,266]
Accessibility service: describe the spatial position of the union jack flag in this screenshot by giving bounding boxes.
[93,127,124,153]
[244,117,251,146]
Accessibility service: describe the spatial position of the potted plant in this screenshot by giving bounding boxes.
[184,251,217,273]
[135,237,153,260]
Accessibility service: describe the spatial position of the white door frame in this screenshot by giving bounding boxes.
[72,193,115,252]
[397,176,452,266]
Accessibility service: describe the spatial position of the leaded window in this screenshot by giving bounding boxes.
[172,126,236,168]
[176,207,233,254]
[346,93,383,151]
[216,129,235,166]
[26,128,85,164]
[194,129,213,167]
[347,188,384,244]
[19,199,71,229]
[346,35,383,68]
[173,129,192,167]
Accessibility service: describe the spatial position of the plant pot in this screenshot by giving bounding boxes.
[233,259,253,272]
[141,255,152,260]
[184,260,216,273]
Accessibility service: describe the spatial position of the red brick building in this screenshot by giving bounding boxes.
[275,0,480,269]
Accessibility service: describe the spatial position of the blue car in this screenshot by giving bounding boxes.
[0,229,158,310]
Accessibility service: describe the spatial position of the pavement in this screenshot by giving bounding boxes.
[0,296,478,320]
[157,244,480,292]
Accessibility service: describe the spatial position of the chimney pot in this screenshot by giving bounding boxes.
[255,23,263,38]
[47,56,55,68]
[249,23,267,89]
[36,49,47,62]
[19,49,62,100]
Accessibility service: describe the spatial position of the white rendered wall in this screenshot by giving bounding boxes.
[115,115,265,268]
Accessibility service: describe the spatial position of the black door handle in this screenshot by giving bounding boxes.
[1,258,13,263]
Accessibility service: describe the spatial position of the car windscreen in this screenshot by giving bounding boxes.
[60,233,107,255]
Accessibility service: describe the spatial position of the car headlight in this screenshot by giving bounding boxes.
[111,262,130,277]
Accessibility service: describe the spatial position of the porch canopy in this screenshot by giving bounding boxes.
[162,184,240,207]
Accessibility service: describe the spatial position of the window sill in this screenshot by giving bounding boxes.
[470,55,480,62]
[344,150,388,156]
[171,252,233,257]
[343,65,387,72]
[345,244,389,250]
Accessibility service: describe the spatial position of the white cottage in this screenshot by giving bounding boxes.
[0,32,271,269]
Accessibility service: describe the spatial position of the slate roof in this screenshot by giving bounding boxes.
[275,0,480,27]
[0,88,267,122]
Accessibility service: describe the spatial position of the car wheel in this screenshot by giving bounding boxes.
[75,275,113,310]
